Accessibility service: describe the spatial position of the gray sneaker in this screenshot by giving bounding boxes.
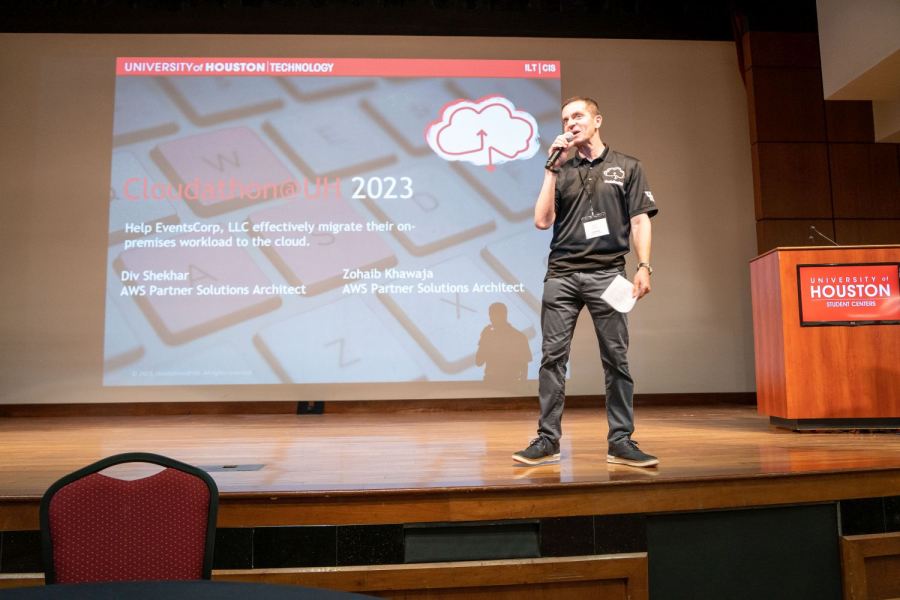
[512,437,561,465]
[607,439,659,467]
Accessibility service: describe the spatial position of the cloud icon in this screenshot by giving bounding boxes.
[604,167,625,181]
[425,96,540,172]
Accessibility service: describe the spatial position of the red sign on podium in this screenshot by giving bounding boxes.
[798,263,900,326]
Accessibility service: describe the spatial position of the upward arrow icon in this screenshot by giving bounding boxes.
[475,130,498,172]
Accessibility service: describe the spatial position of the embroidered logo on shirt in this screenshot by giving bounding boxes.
[645,191,655,203]
[603,166,625,186]
[603,167,625,180]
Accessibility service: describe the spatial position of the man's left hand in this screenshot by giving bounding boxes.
[632,268,651,299]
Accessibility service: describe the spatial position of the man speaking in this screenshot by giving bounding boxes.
[512,97,659,468]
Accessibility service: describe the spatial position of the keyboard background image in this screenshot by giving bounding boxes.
[104,74,560,386]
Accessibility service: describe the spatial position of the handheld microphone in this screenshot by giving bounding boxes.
[810,226,840,247]
[545,132,575,170]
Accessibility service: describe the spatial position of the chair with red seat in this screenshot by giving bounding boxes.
[40,452,218,584]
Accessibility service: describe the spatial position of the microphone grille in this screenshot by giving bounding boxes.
[564,132,575,141]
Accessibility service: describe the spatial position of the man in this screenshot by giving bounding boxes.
[512,97,659,468]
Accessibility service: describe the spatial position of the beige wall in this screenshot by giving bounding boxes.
[816,0,900,100]
[0,34,756,404]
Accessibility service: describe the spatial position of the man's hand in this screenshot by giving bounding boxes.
[632,268,651,300]
[547,134,573,170]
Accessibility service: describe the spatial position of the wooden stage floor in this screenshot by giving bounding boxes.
[3,404,900,530]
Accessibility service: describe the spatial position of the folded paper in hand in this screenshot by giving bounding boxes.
[600,275,637,313]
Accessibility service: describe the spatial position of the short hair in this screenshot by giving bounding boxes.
[562,96,600,117]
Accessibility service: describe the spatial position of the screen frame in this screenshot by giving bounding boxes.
[797,262,900,327]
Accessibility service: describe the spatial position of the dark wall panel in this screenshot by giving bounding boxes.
[742,32,821,70]
[829,143,900,219]
[825,101,875,143]
[746,32,899,255]
[756,219,836,254]
[752,143,832,219]
[746,67,826,144]
[834,220,900,245]
[647,504,841,600]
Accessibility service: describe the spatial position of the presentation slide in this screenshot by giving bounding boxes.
[104,57,562,386]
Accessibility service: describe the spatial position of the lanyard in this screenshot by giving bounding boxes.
[577,161,599,217]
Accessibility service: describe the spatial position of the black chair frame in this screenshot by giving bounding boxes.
[40,452,219,584]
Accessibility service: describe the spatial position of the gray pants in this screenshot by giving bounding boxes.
[538,269,634,444]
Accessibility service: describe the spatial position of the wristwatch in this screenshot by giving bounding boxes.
[637,263,653,274]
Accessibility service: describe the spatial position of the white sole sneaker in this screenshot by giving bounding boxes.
[512,452,561,465]
[607,454,659,468]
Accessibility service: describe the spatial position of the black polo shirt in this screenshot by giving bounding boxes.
[546,144,658,279]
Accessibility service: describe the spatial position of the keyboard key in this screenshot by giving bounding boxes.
[263,102,398,179]
[255,296,425,383]
[112,78,179,147]
[280,76,376,101]
[109,151,179,246]
[114,231,282,345]
[377,255,535,373]
[247,195,397,295]
[152,126,295,218]
[447,78,559,120]
[103,297,144,372]
[361,80,457,155]
[360,158,496,256]
[158,76,284,126]
[482,228,552,314]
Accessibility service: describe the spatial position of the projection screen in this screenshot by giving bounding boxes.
[0,34,758,404]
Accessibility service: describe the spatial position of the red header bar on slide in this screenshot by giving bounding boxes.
[116,58,561,78]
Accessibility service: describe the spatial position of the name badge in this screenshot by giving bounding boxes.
[581,214,609,239]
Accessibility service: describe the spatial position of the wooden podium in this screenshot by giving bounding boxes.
[750,245,900,430]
